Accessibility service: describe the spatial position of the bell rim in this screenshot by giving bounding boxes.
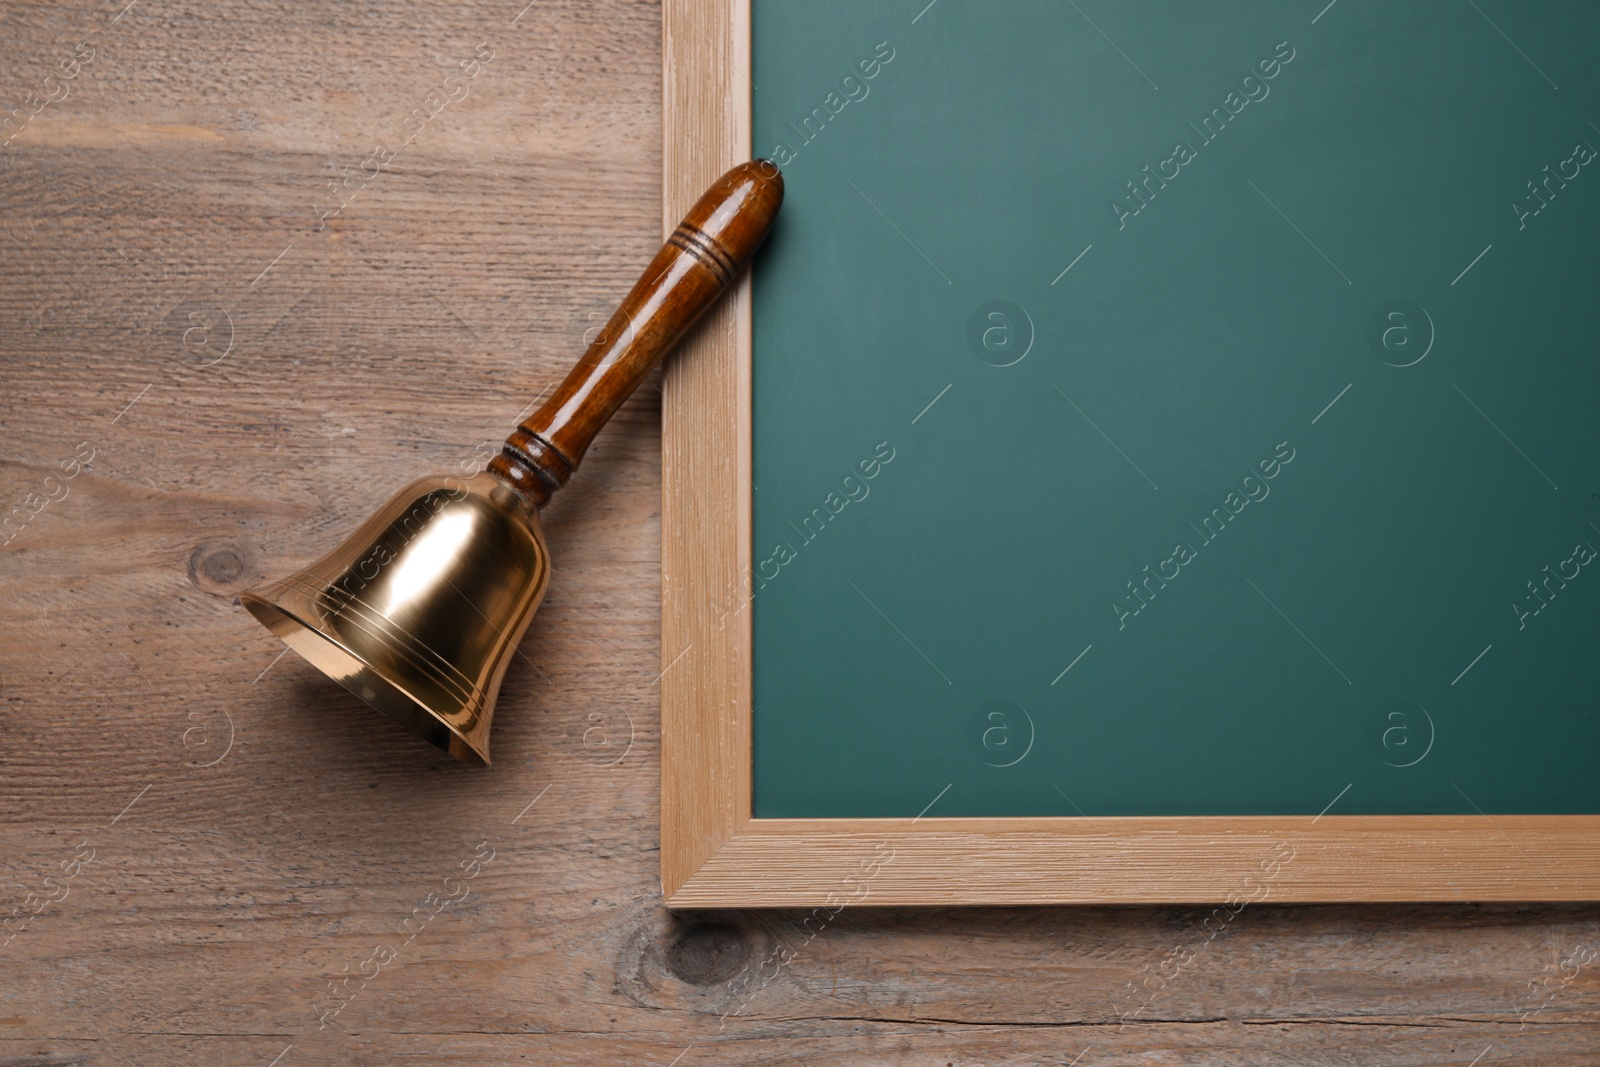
[241,589,492,767]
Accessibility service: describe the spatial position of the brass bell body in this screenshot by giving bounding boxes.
[242,471,550,765]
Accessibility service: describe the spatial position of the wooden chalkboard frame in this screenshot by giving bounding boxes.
[658,0,1600,907]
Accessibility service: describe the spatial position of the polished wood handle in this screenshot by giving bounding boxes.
[489,159,784,508]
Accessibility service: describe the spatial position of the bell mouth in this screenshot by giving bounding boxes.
[243,592,491,767]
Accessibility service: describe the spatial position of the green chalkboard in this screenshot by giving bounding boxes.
[749,0,1600,819]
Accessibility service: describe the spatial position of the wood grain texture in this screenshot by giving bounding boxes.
[671,816,1600,907]
[659,0,753,902]
[1,1,1597,1064]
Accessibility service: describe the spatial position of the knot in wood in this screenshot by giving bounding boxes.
[666,923,747,985]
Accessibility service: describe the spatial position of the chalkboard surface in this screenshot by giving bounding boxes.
[749,0,1600,819]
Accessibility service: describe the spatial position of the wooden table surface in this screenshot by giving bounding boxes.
[2,2,1597,1064]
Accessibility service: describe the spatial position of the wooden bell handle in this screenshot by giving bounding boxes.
[489,159,784,508]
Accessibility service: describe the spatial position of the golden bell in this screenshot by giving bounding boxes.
[242,472,549,766]
[240,160,783,763]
